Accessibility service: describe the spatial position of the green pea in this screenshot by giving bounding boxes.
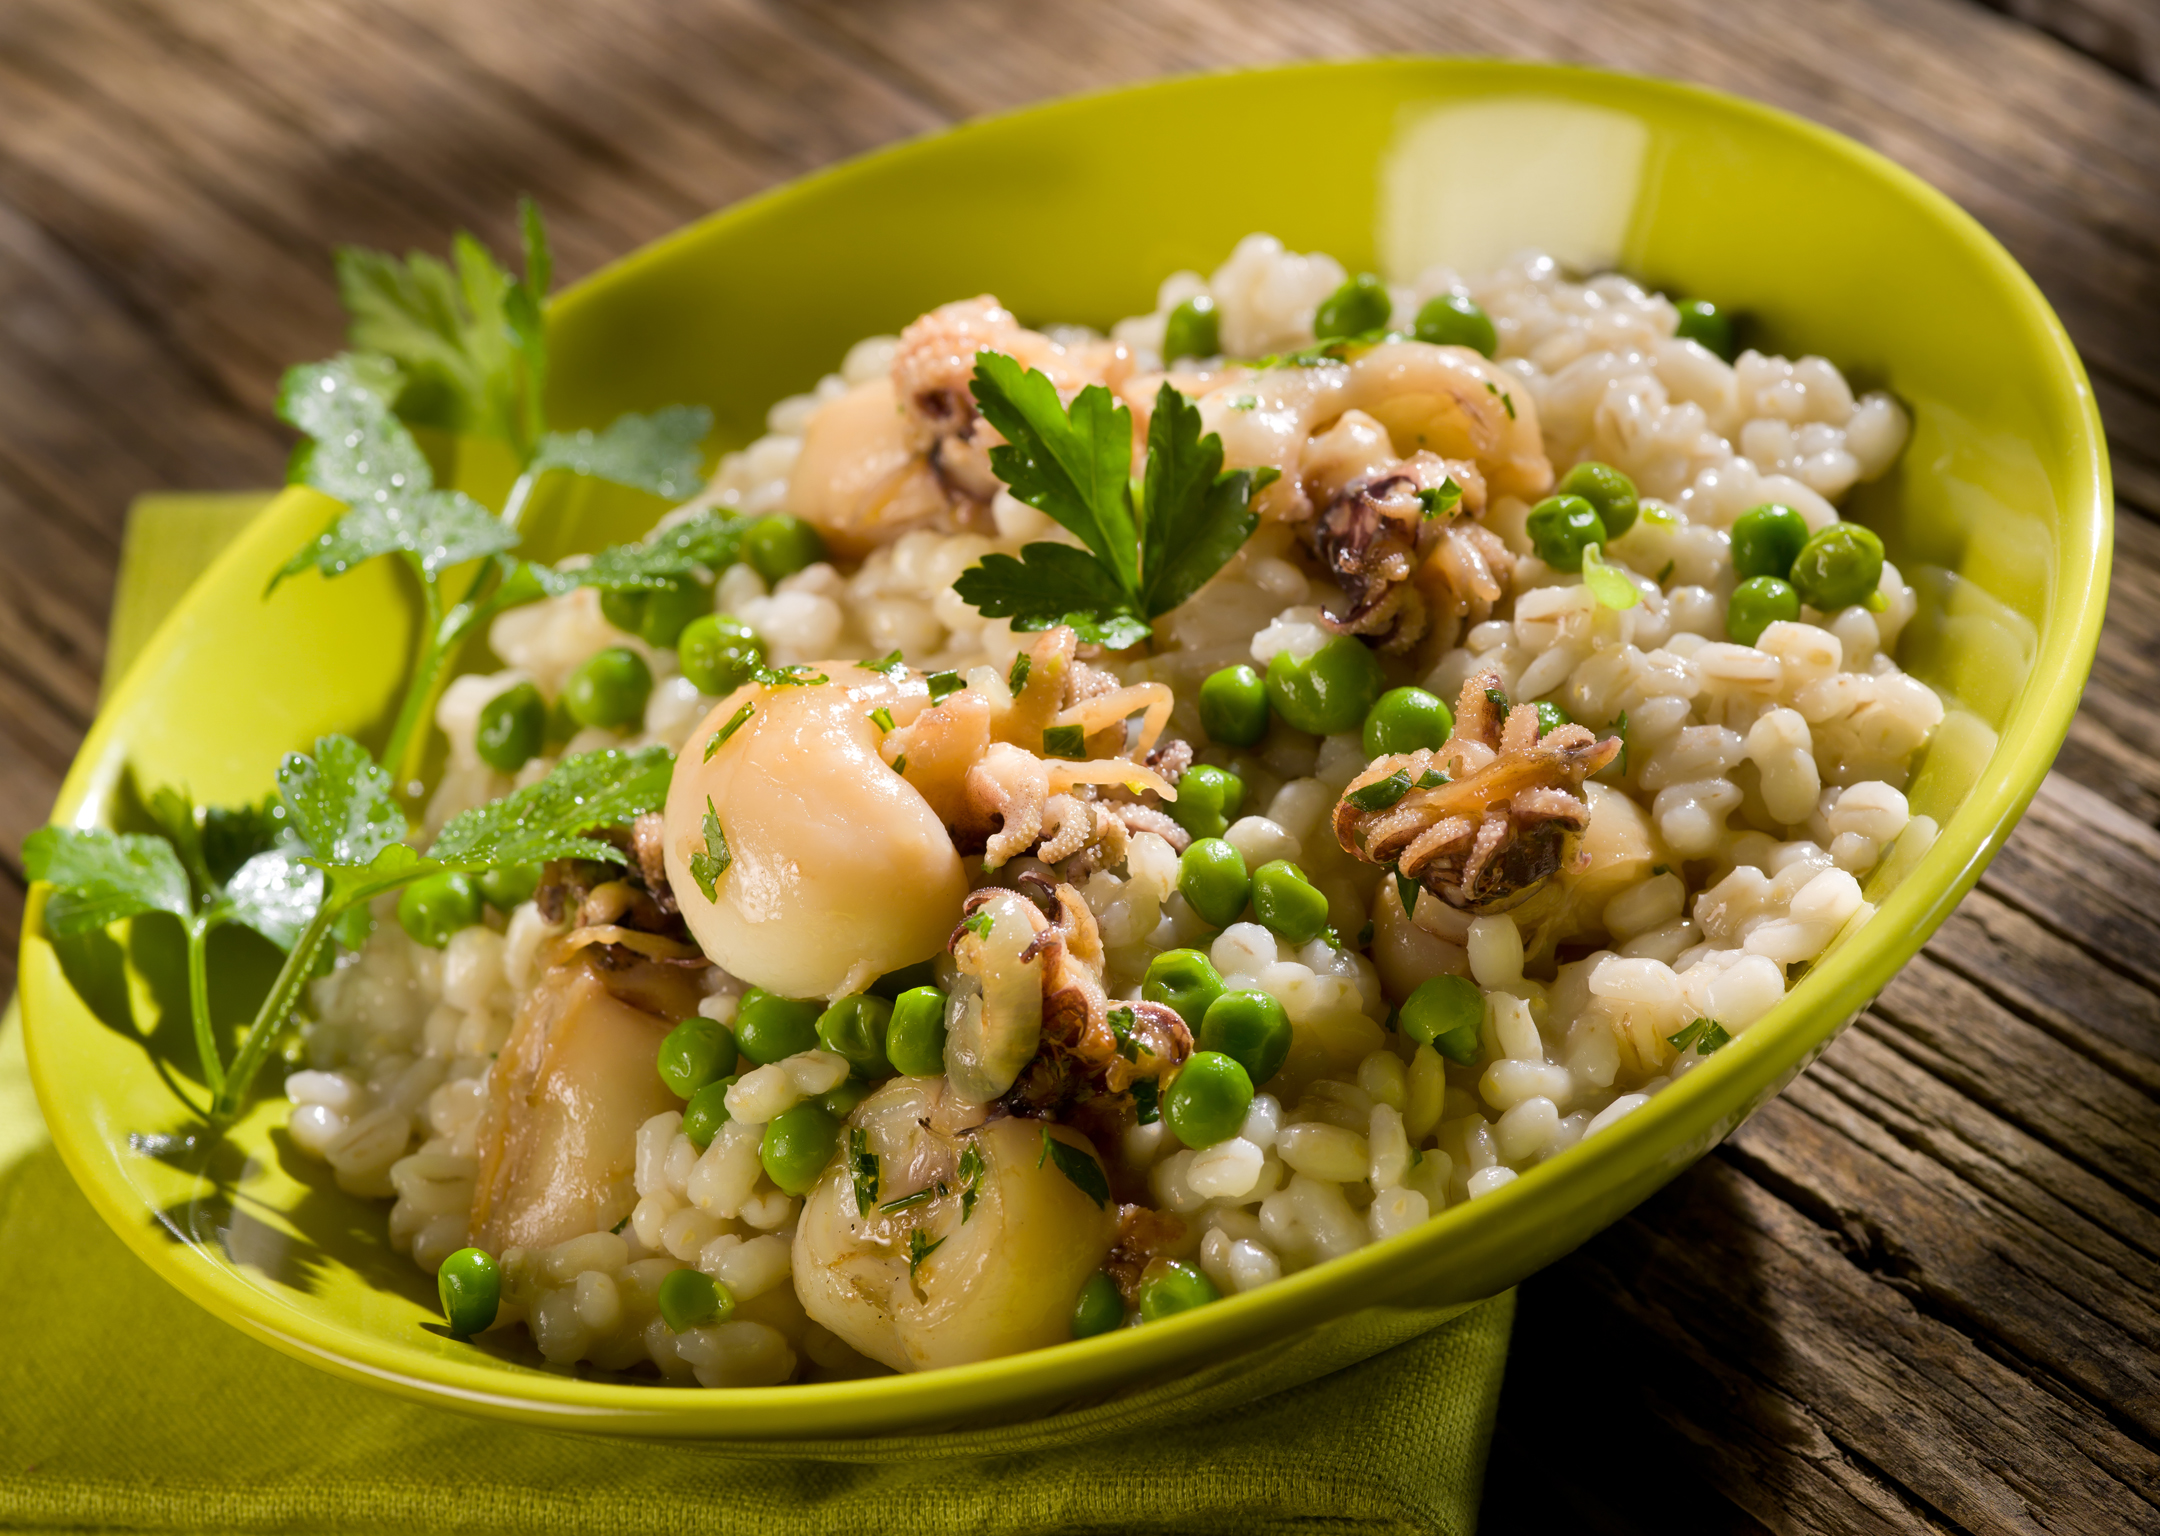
[1162,294,1220,360]
[1164,1050,1254,1150]
[1526,494,1607,574]
[1137,1259,1221,1322]
[1264,636,1385,736]
[657,1016,740,1099]
[885,985,950,1077]
[397,872,481,949]
[599,585,647,635]
[681,1077,735,1150]
[1314,273,1391,341]
[735,988,822,1065]
[1362,686,1453,757]
[658,1267,734,1333]
[1788,522,1885,612]
[1556,461,1639,540]
[436,1247,500,1338]
[761,1102,840,1195]
[1727,575,1803,646]
[1250,860,1331,944]
[1144,949,1226,1032]
[1534,700,1572,736]
[1198,663,1268,748]
[475,861,541,911]
[676,614,765,696]
[1071,1271,1124,1339]
[816,993,893,1078]
[1400,974,1484,1064]
[475,681,544,773]
[639,578,713,648]
[1412,292,1497,357]
[742,513,825,584]
[819,1078,871,1119]
[1169,764,1245,840]
[1178,838,1251,928]
[563,646,652,729]
[1198,987,1293,1087]
[870,958,938,1000]
[1730,502,1811,582]
[1673,298,1736,361]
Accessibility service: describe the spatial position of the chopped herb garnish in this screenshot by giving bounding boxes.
[1346,769,1415,812]
[961,908,995,941]
[1651,863,1670,876]
[880,1186,937,1215]
[750,663,828,688]
[687,798,732,900]
[850,1127,880,1217]
[1232,394,1258,411]
[1656,559,1676,584]
[925,670,965,703]
[907,1227,945,1277]
[704,702,754,761]
[1667,1017,1733,1057]
[891,753,908,775]
[1418,478,1464,520]
[1609,710,1630,777]
[1007,651,1031,696]
[611,1214,630,1234]
[1107,1005,1140,1062]
[1043,723,1086,760]
[859,651,906,676]
[957,1139,985,1221]
[869,706,895,733]
[1357,920,1375,947]
[1415,768,1449,789]
[1483,380,1517,419]
[1131,1078,1161,1126]
[952,354,1277,650]
[1484,686,1510,713]
[1037,1127,1110,1208]
[1395,868,1421,918]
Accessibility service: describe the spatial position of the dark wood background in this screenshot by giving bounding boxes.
[2,1,2155,1529]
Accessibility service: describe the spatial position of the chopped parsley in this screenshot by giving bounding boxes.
[1667,1017,1733,1057]
[1231,394,1258,411]
[1357,920,1375,947]
[1484,380,1516,419]
[925,670,965,703]
[1107,1005,1141,1063]
[957,1139,985,1221]
[1007,651,1031,696]
[1131,1078,1161,1126]
[961,908,995,942]
[704,702,754,760]
[1418,478,1464,520]
[1484,686,1511,714]
[1416,768,1449,788]
[1656,559,1676,585]
[1042,723,1086,760]
[891,753,908,775]
[907,1228,945,1277]
[1346,769,1415,812]
[1037,1127,1110,1208]
[750,663,828,688]
[858,651,906,676]
[868,706,895,733]
[1607,710,1630,778]
[880,1186,937,1215]
[1395,869,1421,918]
[951,353,1277,650]
[687,797,731,900]
[849,1128,879,1217]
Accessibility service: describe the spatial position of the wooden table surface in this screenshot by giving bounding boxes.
[2,1,2156,1529]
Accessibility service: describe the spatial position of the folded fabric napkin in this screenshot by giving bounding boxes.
[0,492,1513,1535]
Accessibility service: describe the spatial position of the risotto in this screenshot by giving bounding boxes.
[282,234,1939,1386]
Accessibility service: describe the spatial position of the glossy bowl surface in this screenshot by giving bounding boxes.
[20,58,2109,1440]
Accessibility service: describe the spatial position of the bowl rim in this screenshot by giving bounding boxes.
[21,54,2112,1440]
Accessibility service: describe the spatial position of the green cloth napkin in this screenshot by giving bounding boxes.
[0,493,1514,1534]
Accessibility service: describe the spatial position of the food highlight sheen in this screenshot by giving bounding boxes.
[281,235,1938,1387]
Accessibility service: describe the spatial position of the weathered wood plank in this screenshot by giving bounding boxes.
[1977,0,2160,86]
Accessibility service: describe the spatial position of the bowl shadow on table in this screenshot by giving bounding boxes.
[1480,1159,1783,1535]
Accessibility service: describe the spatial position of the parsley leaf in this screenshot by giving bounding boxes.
[273,358,517,588]
[849,1128,880,1217]
[1037,1127,1110,1208]
[687,798,731,901]
[1419,479,1464,520]
[1042,723,1086,760]
[212,849,324,953]
[431,747,675,872]
[1346,770,1414,812]
[22,827,192,938]
[953,358,1276,649]
[1007,651,1031,695]
[276,734,405,869]
[548,509,745,596]
[1107,1005,1140,1063]
[957,1139,985,1221]
[908,1228,946,1277]
[1131,1077,1161,1126]
[858,651,907,677]
[527,406,712,501]
[1395,869,1421,919]
[1667,1017,1733,1057]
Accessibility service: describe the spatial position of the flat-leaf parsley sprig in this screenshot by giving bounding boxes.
[952,351,1278,650]
[278,201,714,793]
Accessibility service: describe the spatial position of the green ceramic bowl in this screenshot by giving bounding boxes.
[20,58,2109,1441]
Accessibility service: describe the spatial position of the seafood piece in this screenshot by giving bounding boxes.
[942,888,1047,1104]
[468,947,689,1252]
[664,664,968,1000]
[787,377,952,560]
[792,1076,1118,1372]
[1333,670,1621,918]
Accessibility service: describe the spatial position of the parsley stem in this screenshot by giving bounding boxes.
[211,897,338,1124]
[381,576,448,798]
[498,471,539,534]
[184,919,224,1097]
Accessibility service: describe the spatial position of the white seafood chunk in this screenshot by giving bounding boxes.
[793,1078,1117,1372]
[664,666,968,999]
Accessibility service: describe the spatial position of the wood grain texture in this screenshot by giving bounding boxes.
[0,3,2152,1531]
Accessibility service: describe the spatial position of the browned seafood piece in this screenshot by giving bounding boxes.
[1104,1203,1189,1304]
[985,882,1191,1115]
[468,947,687,1252]
[1310,447,1498,653]
[1333,669,1620,915]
